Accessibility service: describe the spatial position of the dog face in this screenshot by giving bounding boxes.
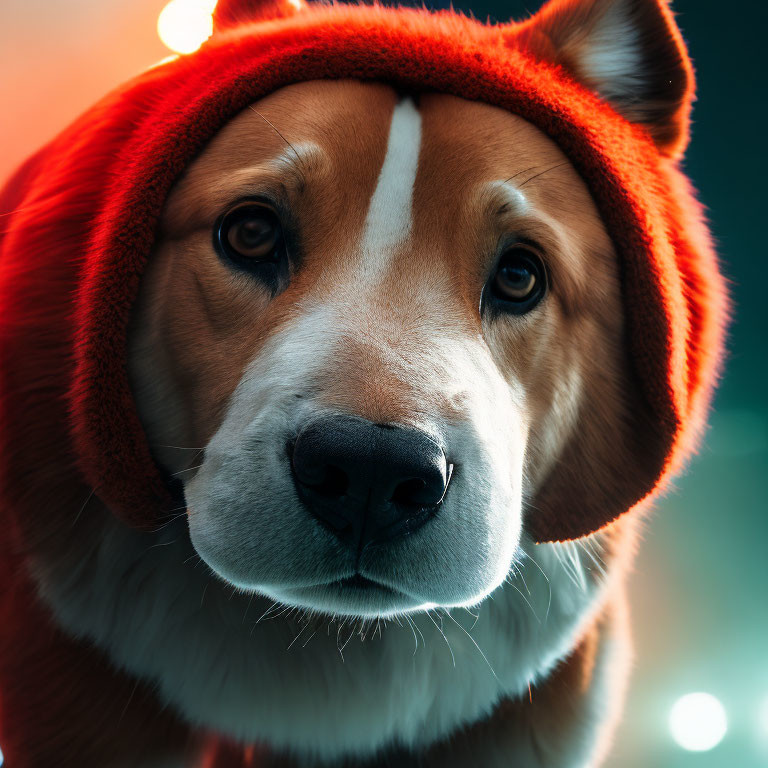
[129,79,631,618]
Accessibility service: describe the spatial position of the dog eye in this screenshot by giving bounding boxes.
[215,203,284,263]
[490,247,547,312]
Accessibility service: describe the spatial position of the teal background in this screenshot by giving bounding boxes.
[430,1,767,765]
[0,0,766,766]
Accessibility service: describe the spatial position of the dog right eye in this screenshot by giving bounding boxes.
[214,202,286,265]
[487,245,548,315]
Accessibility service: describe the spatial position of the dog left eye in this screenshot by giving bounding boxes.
[215,203,285,264]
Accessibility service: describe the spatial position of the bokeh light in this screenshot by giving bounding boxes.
[758,696,768,749]
[157,0,217,54]
[669,693,728,752]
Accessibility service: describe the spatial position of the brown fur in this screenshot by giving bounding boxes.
[130,80,641,515]
[125,78,642,765]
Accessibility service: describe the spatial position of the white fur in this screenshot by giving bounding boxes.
[580,2,647,104]
[31,289,615,762]
[489,180,531,217]
[268,140,324,175]
[358,97,422,282]
[31,516,613,764]
[184,302,524,614]
[29,89,625,766]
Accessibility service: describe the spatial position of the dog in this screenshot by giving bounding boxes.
[0,0,726,765]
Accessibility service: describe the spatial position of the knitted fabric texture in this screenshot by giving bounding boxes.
[0,0,726,546]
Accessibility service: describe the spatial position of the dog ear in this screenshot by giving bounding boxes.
[213,0,306,30]
[527,363,666,543]
[514,0,694,157]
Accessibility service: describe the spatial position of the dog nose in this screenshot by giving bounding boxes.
[291,415,452,548]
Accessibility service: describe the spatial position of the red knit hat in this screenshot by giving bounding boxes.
[0,0,727,543]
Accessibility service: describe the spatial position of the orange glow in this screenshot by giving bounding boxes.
[157,0,217,55]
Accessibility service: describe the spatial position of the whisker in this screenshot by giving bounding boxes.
[568,541,589,589]
[272,604,294,621]
[404,615,420,656]
[442,610,500,683]
[157,444,207,451]
[426,610,455,668]
[584,535,607,565]
[287,620,311,650]
[337,619,357,657]
[503,164,540,185]
[411,615,427,649]
[251,601,281,633]
[509,561,533,598]
[145,538,177,551]
[513,582,541,624]
[117,679,141,725]
[518,160,571,188]
[147,511,188,533]
[242,592,255,623]
[463,605,481,632]
[170,464,203,477]
[248,106,304,169]
[521,550,552,625]
[71,487,97,528]
[578,538,607,578]
[504,573,541,625]
[556,541,588,591]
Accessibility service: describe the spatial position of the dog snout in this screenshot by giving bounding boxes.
[290,415,452,549]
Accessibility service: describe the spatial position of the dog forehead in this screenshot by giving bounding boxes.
[170,80,398,208]
[168,80,577,226]
[160,79,612,315]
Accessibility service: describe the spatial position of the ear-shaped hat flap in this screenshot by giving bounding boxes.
[14,0,719,546]
[213,0,306,30]
[506,0,708,542]
[527,366,667,543]
[514,0,694,157]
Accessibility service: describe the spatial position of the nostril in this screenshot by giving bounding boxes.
[291,442,350,499]
[391,463,453,508]
[391,477,427,506]
[311,464,349,499]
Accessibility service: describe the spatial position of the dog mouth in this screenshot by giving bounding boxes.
[323,572,410,600]
[335,574,382,590]
[279,572,421,616]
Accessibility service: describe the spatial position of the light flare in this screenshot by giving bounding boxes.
[669,692,728,752]
[158,0,217,55]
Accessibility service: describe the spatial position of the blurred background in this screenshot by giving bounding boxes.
[0,0,765,766]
